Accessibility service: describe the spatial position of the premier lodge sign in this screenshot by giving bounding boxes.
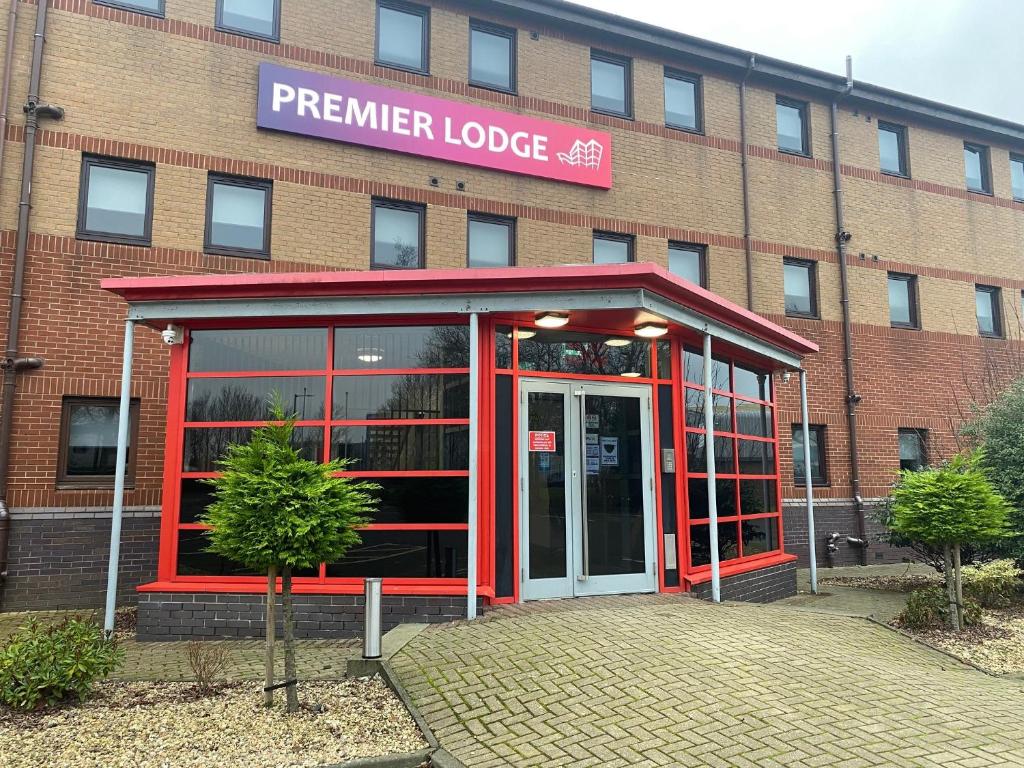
[256,63,613,189]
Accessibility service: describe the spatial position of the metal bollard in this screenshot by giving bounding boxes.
[363,577,383,660]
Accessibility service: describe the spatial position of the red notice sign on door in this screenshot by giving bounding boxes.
[528,431,556,452]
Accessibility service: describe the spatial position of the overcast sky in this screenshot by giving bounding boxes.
[574,0,1024,124]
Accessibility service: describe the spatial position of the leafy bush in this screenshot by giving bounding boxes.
[899,586,982,631]
[962,559,1022,608]
[0,617,123,710]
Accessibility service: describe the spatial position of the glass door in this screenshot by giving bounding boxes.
[520,379,656,600]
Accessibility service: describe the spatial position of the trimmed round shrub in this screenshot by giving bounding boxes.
[0,617,123,711]
[899,586,982,631]
[962,559,1022,608]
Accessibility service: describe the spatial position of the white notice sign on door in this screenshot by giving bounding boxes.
[600,436,619,466]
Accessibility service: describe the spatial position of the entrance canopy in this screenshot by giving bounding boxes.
[102,263,818,369]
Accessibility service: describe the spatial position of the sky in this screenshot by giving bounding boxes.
[573,0,1024,124]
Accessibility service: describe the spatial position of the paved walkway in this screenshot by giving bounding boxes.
[0,610,358,681]
[391,595,1024,767]
[771,564,934,623]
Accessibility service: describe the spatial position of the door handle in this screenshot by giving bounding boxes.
[576,389,589,582]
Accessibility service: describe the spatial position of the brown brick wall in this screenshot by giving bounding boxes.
[0,0,1020,562]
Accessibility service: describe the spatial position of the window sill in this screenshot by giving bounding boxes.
[665,122,704,136]
[979,332,1005,340]
[591,107,634,121]
[784,312,820,321]
[76,231,152,248]
[890,323,920,331]
[880,170,911,180]
[93,1,165,18]
[204,246,271,261]
[793,479,830,488]
[468,81,517,97]
[214,24,279,44]
[56,481,136,491]
[374,60,430,78]
[777,148,812,159]
[966,187,994,197]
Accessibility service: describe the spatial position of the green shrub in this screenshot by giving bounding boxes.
[0,617,123,710]
[899,586,982,631]
[962,559,1022,608]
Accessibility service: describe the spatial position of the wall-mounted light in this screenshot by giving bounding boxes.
[357,347,384,363]
[620,371,642,378]
[781,371,792,384]
[634,322,668,338]
[535,312,569,328]
[604,338,632,347]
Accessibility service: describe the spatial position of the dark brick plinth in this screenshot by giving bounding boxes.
[691,560,797,603]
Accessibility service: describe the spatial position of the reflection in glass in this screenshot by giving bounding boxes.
[687,478,737,520]
[738,439,776,475]
[331,425,468,471]
[183,426,322,472]
[527,392,566,579]
[179,479,216,524]
[668,243,702,284]
[690,522,739,566]
[742,517,779,556]
[177,530,260,576]
[85,165,150,237]
[66,403,123,476]
[656,340,671,380]
[591,57,627,114]
[470,27,512,90]
[332,374,468,419]
[334,326,469,369]
[495,326,513,369]
[784,261,814,316]
[326,530,467,578]
[372,205,421,267]
[368,477,468,524]
[221,0,276,37]
[186,376,325,422]
[468,217,513,267]
[664,75,697,130]
[377,6,425,71]
[519,329,650,377]
[209,181,267,250]
[735,401,773,437]
[685,434,733,474]
[733,364,770,401]
[189,328,327,373]
[740,479,777,516]
[776,101,805,153]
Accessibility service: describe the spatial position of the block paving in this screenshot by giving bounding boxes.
[390,594,1024,767]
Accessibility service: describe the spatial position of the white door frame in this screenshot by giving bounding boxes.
[519,378,657,601]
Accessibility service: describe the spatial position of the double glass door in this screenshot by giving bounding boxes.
[520,379,656,600]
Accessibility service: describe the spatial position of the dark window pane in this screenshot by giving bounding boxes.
[186,377,325,422]
[740,479,777,516]
[685,388,704,428]
[210,181,267,250]
[685,434,733,474]
[665,75,697,130]
[65,403,123,476]
[176,530,260,576]
[878,125,905,175]
[326,530,467,578]
[518,329,650,377]
[899,429,927,472]
[889,275,913,326]
[668,244,702,284]
[713,394,732,433]
[527,390,567,580]
[220,0,276,37]
[684,349,703,384]
[373,204,422,267]
[189,328,327,373]
[335,326,469,369]
[776,101,805,153]
[179,479,216,524]
[734,364,770,401]
[656,340,671,380]
[1012,157,1024,200]
[741,517,779,557]
[793,426,824,484]
[468,217,512,267]
[965,145,986,191]
[368,477,468,524]
[378,5,425,71]
[718,521,740,561]
[330,424,468,471]
[85,164,149,237]
[495,326,513,369]
[738,440,776,475]
[735,401,773,437]
[183,426,322,472]
[593,235,631,264]
[470,27,512,90]
[592,57,626,114]
[332,374,468,419]
[686,478,736,520]
[784,261,814,316]
[690,522,740,566]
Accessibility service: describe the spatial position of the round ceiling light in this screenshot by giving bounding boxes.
[535,312,569,329]
[634,322,668,338]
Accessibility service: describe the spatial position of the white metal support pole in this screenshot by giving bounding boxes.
[702,332,721,603]
[799,369,818,594]
[466,312,479,620]
[103,318,135,637]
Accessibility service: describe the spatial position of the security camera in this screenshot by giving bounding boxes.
[161,325,183,345]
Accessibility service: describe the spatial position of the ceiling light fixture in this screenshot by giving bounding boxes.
[634,322,668,338]
[604,338,632,347]
[535,312,569,329]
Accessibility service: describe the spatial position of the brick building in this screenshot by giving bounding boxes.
[0,0,1020,636]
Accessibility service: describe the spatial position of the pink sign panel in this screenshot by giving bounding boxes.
[256,63,612,189]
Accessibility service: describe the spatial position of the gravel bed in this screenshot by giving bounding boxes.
[818,574,940,593]
[901,607,1024,676]
[0,677,426,768]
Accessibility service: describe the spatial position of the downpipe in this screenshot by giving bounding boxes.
[0,0,63,596]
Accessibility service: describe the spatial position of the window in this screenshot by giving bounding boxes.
[376,0,429,74]
[1011,154,1024,202]
[593,232,634,264]
[178,325,472,579]
[76,155,155,246]
[975,284,1003,338]
[467,214,514,267]
[664,69,701,133]
[57,397,139,488]
[964,142,992,194]
[93,0,164,16]
[887,272,919,329]
[668,242,707,287]
[898,428,928,472]
[469,20,515,93]
[783,258,818,318]
[204,175,272,259]
[878,121,909,177]
[590,50,631,118]
[792,425,826,485]
[372,199,425,269]
[776,97,809,155]
[215,0,279,41]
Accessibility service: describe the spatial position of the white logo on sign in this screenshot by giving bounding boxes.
[557,139,603,169]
